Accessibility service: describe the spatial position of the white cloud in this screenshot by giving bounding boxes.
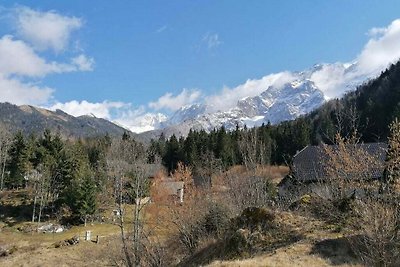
[309,19,400,99]
[49,100,127,119]
[71,54,94,71]
[0,35,57,77]
[357,19,400,75]
[368,27,386,37]
[0,35,89,77]
[14,6,82,52]
[0,35,88,106]
[206,72,296,111]
[149,89,201,111]
[310,63,350,99]
[0,6,94,107]
[202,32,222,49]
[0,74,53,105]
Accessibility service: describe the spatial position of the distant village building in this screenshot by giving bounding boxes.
[279,142,387,199]
[160,180,184,203]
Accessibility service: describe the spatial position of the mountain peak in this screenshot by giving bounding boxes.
[135,62,374,138]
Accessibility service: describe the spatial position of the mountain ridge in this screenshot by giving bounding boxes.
[0,102,133,139]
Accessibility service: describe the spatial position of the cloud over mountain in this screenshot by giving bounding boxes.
[149,89,201,111]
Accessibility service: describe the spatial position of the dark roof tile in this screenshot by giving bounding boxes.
[292,143,387,182]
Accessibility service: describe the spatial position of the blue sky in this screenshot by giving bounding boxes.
[1,1,400,131]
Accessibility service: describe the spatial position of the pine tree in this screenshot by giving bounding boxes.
[77,176,97,226]
[382,118,400,192]
[163,134,181,172]
[7,132,28,188]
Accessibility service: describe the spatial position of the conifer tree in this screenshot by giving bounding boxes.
[77,176,97,226]
[382,118,400,192]
[7,131,28,188]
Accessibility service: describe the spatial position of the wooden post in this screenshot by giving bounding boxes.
[85,230,91,241]
[179,187,184,203]
[96,235,100,244]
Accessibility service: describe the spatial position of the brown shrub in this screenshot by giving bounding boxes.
[349,199,400,267]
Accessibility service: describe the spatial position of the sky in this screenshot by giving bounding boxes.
[1,1,400,131]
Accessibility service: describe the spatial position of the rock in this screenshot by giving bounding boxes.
[38,223,65,233]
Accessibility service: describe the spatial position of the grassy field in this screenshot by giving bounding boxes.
[0,210,362,267]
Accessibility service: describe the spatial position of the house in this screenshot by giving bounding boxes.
[160,180,184,203]
[279,142,387,199]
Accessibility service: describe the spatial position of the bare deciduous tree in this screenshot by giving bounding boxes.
[107,136,149,267]
[27,167,43,223]
[238,129,266,172]
[223,170,274,214]
[320,124,400,266]
[322,132,383,201]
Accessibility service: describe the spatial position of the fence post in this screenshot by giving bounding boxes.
[85,230,91,241]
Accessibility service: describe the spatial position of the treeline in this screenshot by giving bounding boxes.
[149,120,311,173]
[149,111,355,171]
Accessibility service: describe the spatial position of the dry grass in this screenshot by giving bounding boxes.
[206,210,362,267]
[0,233,123,267]
[0,200,179,267]
[207,242,360,267]
[0,202,363,267]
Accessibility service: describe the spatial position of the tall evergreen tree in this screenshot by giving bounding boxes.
[7,131,28,188]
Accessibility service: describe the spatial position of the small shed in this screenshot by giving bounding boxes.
[160,180,184,203]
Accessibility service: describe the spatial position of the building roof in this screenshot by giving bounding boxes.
[160,181,184,195]
[292,143,387,183]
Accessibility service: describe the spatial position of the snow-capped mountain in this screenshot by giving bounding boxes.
[162,103,208,127]
[237,80,325,124]
[121,113,167,133]
[135,61,375,136]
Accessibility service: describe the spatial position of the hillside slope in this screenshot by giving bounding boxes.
[0,103,130,138]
